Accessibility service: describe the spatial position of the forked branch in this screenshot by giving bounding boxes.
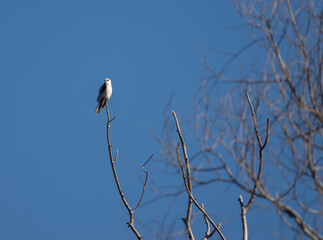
[106,101,152,239]
[238,92,270,240]
[172,111,194,240]
[173,111,226,240]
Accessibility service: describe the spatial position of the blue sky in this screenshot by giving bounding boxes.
[0,1,270,239]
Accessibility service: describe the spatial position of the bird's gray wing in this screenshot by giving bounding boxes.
[97,83,106,102]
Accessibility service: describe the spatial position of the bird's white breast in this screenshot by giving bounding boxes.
[105,81,112,100]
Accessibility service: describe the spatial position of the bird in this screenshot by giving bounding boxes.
[95,78,112,114]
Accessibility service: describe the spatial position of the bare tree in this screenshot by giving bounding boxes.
[138,89,268,240]
[103,1,322,239]
[153,0,322,239]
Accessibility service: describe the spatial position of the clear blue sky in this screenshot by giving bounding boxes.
[0,1,271,239]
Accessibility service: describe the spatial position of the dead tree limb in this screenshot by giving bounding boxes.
[237,91,270,240]
[105,102,152,239]
[173,111,226,240]
[172,110,195,240]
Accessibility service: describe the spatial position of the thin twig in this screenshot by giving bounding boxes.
[201,203,210,240]
[245,91,262,148]
[134,154,153,212]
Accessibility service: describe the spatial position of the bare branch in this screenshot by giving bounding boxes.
[173,111,226,240]
[201,203,211,240]
[238,195,248,240]
[244,91,270,210]
[106,101,151,240]
[173,110,195,240]
[238,92,270,240]
[201,203,220,240]
[134,154,153,212]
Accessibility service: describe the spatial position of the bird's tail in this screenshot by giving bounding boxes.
[95,104,101,114]
[95,99,106,114]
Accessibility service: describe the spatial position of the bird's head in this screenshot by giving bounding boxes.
[105,78,111,83]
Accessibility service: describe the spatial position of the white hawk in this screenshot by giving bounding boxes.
[95,78,112,114]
